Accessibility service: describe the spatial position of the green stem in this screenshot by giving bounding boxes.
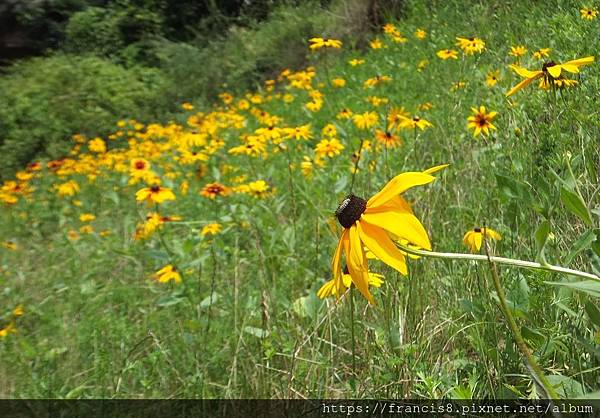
[396,244,600,282]
[349,287,357,395]
[484,243,560,399]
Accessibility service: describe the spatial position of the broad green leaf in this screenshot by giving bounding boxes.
[200,293,220,308]
[565,230,596,265]
[495,174,531,202]
[546,375,584,398]
[545,280,600,298]
[560,187,592,227]
[521,325,545,348]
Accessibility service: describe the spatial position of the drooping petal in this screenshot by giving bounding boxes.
[506,74,541,97]
[362,209,431,250]
[474,233,483,251]
[357,221,408,275]
[509,65,542,79]
[346,225,373,303]
[423,164,449,175]
[332,229,349,296]
[367,172,435,208]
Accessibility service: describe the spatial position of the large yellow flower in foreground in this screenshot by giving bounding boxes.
[331,170,441,303]
[506,56,595,96]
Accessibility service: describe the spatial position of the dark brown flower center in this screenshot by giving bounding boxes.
[542,61,557,72]
[474,227,482,233]
[336,194,367,228]
[135,161,146,169]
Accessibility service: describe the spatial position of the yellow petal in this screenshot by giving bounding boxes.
[474,233,483,251]
[367,172,435,208]
[362,209,431,250]
[423,164,449,175]
[546,65,562,78]
[347,225,373,303]
[510,65,542,79]
[357,221,408,275]
[562,56,594,67]
[332,229,348,296]
[506,74,540,97]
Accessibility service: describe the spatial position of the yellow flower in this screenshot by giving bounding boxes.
[455,37,486,55]
[467,106,498,137]
[79,225,94,234]
[56,180,80,197]
[580,7,598,20]
[200,183,230,199]
[317,270,384,299]
[417,59,429,72]
[337,108,353,119]
[88,137,106,153]
[332,78,346,87]
[363,75,391,88]
[436,49,458,60]
[370,38,384,49]
[506,56,595,96]
[463,227,501,252]
[331,170,441,303]
[201,223,222,236]
[485,70,500,87]
[12,305,24,317]
[509,45,527,58]
[181,102,194,110]
[533,48,551,59]
[415,28,426,39]
[0,322,17,338]
[153,264,181,284]
[135,185,176,204]
[375,130,402,148]
[315,138,344,158]
[450,81,467,91]
[349,59,365,66]
[321,123,337,138]
[2,241,17,250]
[79,213,96,222]
[309,37,342,50]
[353,111,378,129]
[399,116,433,131]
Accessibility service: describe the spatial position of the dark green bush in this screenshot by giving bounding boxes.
[0,54,166,179]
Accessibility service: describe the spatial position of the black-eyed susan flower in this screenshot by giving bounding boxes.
[352,111,378,129]
[136,185,176,204]
[309,37,342,50]
[331,170,440,303]
[152,264,181,284]
[533,48,551,59]
[436,49,458,60]
[580,7,598,20]
[55,180,80,197]
[348,58,365,66]
[317,268,384,299]
[201,223,222,236]
[509,45,527,58]
[463,227,501,252]
[399,116,433,131]
[79,213,96,222]
[200,183,230,199]
[315,138,344,158]
[485,70,500,87]
[12,305,24,317]
[415,28,426,39]
[370,38,384,49]
[467,106,497,137]
[2,241,17,250]
[332,78,346,88]
[0,322,17,338]
[506,56,595,96]
[455,37,486,55]
[375,130,402,148]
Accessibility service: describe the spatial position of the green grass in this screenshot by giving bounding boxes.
[1,0,599,399]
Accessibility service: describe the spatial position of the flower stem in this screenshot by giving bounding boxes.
[484,243,560,399]
[395,244,600,282]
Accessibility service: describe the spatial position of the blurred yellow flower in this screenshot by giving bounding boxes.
[201,223,222,236]
[135,185,176,204]
[463,227,501,252]
[79,213,96,222]
[437,49,458,60]
[153,264,181,284]
[309,37,342,50]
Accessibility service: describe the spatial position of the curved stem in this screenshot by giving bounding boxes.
[396,244,600,282]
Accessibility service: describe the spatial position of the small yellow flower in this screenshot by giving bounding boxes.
[370,38,384,49]
[332,78,346,87]
[136,185,176,204]
[580,7,598,20]
[349,59,365,67]
[152,264,182,284]
[79,213,96,222]
[0,322,17,338]
[455,37,486,55]
[200,183,230,199]
[415,28,426,39]
[467,106,498,137]
[399,116,433,131]
[533,48,551,59]
[315,139,344,158]
[201,223,222,236]
[181,102,194,110]
[509,45,527,58]
[1,241,17,250]
[485,70,500,87]
[88,137,106,153]
[463,227,501,252]
[437,49,458,60]
[12,305,24,317]
[309,37,342,50]
[352,111,379,129]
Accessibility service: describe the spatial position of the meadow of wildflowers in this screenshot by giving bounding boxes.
[1,0,600,399]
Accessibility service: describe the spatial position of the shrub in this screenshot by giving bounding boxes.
[0,54,166,179]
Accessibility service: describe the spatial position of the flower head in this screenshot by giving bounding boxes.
[580,7,598,20]
[201,223,222,236]
[455,37,486,55]
[152,264,181,284]
[331,170,442,303]
[485,70,500,87]
[309,37,342,50]
[509,45,527,58]
[136,185,176,204]
[436,49,458,60]
[506,56,595,96]
[463,227,501,252]
[201,183,230,199]
[467,106,498,137]
[317,269,384,299]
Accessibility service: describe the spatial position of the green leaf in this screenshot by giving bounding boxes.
[534,220,550,263]
[243,326,269,338]
[521,325,545,348]
[545,375,584,398]
[495,174,531,202]
[565,230,596,265]
[584,300,600,328]
[560,187,592,227]
[200,293,219,308]
[544,280,600,298]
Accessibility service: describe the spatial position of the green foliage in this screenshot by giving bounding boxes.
[0,55,166,179]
